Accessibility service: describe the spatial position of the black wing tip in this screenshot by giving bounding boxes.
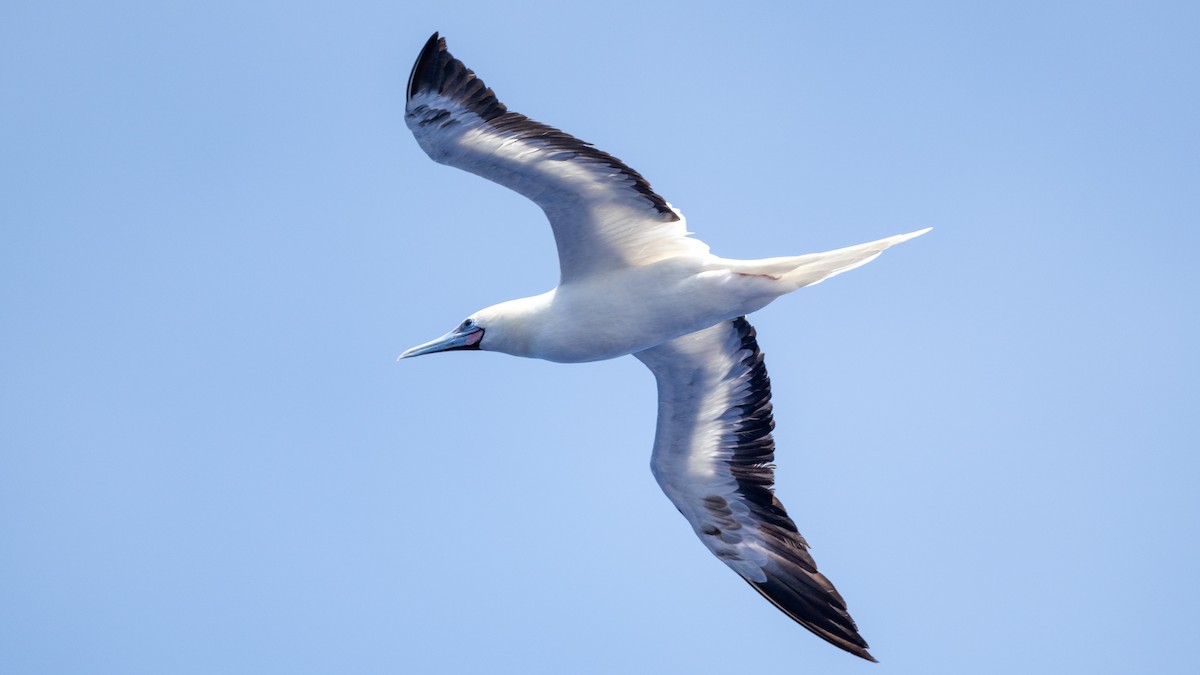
[745,576,877,662]
[407,31,445,101]
[405,32,509,122]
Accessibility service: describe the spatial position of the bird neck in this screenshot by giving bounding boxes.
[478,291,556,359]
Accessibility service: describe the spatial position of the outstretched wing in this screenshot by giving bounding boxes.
[635,318,875,661]
[405,33,708,283]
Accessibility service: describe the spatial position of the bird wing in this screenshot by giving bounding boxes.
[405,33,709,283]
[634,318,875,661]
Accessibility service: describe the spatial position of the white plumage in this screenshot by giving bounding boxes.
[400,32,927,661]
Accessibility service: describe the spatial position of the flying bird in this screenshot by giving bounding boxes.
[401,32,927,661]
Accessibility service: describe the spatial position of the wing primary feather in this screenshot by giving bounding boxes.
[638,318,876,662]
[405,33,678,220]
[408,32,508,121]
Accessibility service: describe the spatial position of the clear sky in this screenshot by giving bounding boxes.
[2,2,1198,674]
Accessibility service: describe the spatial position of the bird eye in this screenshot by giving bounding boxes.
[459,318,475,331]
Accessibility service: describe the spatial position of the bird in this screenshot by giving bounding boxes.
[400,32,927,661]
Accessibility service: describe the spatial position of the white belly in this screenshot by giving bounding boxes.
[528,259,782,363]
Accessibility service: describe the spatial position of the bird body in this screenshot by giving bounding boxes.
[456,230,925,363]
[399,32,928,661]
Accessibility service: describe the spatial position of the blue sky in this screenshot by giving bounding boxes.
[2,2,1198,673]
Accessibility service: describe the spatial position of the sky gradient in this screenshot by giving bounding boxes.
[3,2,1198,673]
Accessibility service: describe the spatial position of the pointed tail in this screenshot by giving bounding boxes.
[744,228,931,291]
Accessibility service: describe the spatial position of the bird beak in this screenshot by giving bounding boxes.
[398,324,484,360]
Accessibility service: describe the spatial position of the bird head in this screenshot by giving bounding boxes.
[399,294,549,361]
[397,315,486,360]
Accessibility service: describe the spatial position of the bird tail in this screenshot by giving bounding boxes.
[726,228,931,291]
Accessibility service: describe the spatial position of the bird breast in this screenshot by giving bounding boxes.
[527,259,782,363]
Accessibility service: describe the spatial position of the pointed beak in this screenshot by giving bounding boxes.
[398,324,484,360]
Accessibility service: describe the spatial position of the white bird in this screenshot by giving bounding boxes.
[400,32,927,661]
